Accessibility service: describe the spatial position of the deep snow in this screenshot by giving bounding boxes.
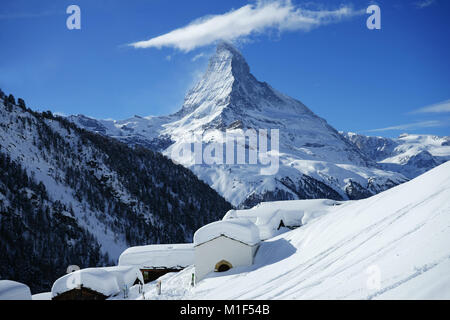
[223,199,342,240]
[30,161,450,300]
[133,161,450,300]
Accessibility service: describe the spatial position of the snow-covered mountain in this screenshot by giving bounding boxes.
[0,91,231,293]
[342,132,450,179]
[69,42,407,208]
[135,161,450,300]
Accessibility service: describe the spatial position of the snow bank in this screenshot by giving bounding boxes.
[223,199,341,240]
[0,280,32,300]
[194,218,260,246]
[51,268,120,298]
[118,243,194,269]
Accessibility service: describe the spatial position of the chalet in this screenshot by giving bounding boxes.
[51,266,143,300]
[118,243,194,283]
[193,218,260,283]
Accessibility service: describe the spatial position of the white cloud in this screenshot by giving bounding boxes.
[129,0,363,52]
[414,0,436,9]
[367,120,446,132]
[410,99,450,114]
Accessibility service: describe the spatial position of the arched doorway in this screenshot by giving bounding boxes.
[215,260,232,272]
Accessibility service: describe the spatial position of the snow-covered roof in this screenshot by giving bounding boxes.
[194,218,260,246]
[99,266,143,289]
[118,243,194,269]
[0,280,32,300]
[51,268,120,298]
[223,199,341,240]
[51,266,143,298]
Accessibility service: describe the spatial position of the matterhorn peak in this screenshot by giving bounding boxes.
[204,41,251,81]
[177,41,314,125]
[178,41,250,117]
[69,41,413,210]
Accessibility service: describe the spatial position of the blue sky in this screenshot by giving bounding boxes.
[0,0,449,137]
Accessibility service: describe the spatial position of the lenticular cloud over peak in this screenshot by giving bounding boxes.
[129,0,363,52]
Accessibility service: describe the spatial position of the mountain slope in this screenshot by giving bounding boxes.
[342,132,450,179]
[139,161,450,300]
[69,42,407,207]
[0,91,232,293]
